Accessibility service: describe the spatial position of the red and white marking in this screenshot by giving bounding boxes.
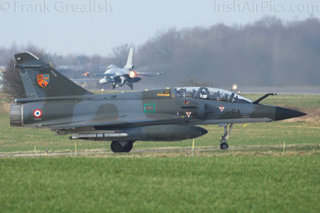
[33,109,42,118]
[218,106,225,112]
[186,111,192,118]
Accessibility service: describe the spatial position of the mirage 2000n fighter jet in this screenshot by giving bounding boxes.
[10,52,306,152]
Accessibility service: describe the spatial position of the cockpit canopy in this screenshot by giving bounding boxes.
[105,65,115,72]
[174,87,252,103]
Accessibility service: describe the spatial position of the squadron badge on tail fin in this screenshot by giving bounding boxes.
[37,74,49,88]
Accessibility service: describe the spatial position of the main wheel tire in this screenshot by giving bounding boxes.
[123,143,133,152]
[220,142,229,150]
[110,141,134,153]
[111,141,122,152]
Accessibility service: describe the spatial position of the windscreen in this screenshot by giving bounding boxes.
[174,87,252,103]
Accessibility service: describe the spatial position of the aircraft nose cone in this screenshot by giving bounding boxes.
[275,107,307,121]
[194,126,208,136]
[199,128,208,135]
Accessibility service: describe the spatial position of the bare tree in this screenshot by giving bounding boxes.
[135,17,320,87]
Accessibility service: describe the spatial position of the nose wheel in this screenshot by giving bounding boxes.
[220,124,233,150]
[220,142,228,150]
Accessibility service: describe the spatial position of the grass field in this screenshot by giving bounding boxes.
[1,156,320,212]
[1,93,320,212]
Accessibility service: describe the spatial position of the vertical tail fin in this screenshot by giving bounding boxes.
[124,47,134,69]
[15,52,92,98]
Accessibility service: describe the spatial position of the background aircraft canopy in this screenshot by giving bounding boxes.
[174,87,252,103]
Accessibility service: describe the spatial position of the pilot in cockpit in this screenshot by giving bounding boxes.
[212,91,221,101]
[176,89,187,97]
[199,88,209,99]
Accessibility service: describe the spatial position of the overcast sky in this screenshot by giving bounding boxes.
[1,0,319,55]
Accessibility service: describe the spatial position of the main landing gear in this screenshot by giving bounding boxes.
[110,141,134,153]
[220,124,233,150]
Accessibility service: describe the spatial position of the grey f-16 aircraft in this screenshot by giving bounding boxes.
[10,52,306,152]
[94,47,161,89]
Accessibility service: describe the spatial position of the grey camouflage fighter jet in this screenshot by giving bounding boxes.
[95,47,162,89]
[10,52,306,152]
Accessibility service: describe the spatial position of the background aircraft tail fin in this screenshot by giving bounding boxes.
[15,52,93,98]
[124,47,134,69]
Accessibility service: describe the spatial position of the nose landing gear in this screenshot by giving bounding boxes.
[220,124,233,150]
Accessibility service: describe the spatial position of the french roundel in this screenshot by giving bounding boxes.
[33,109,42,118]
